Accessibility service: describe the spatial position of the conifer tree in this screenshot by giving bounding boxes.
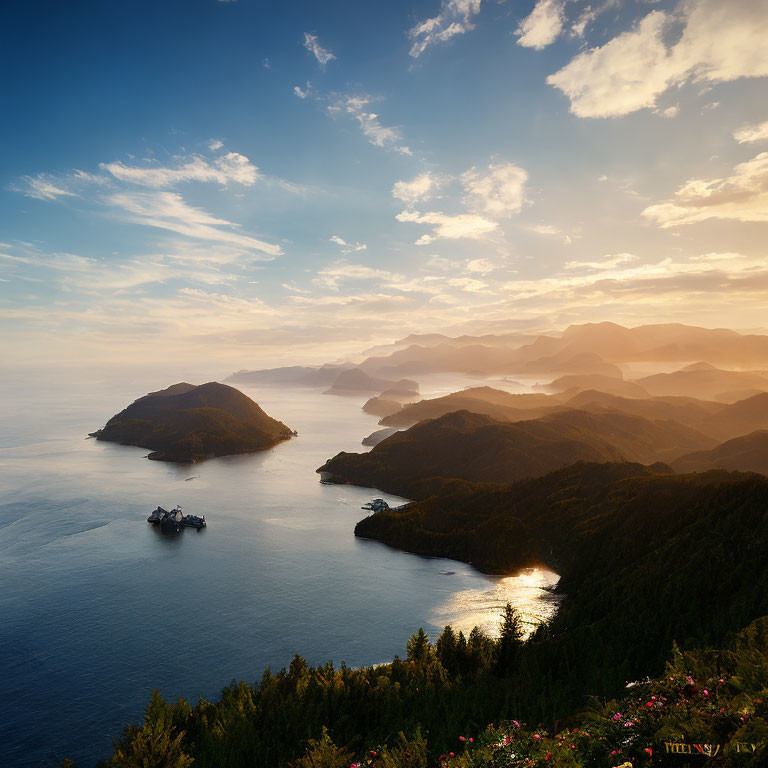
[495,603,523,676]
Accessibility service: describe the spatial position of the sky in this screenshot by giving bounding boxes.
[2,0,768,370]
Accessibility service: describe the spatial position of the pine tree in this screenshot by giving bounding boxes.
[495,603,524,676]
[406,628,432,665]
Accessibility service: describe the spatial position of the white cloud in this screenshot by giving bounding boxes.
[294,84,311,99]
[303,33,336,67]
[447,277,489,292]
[314,260,398,291]
[330,235,367,253]
[331,95,411,154]
[396,209,498,244]
[465,257,497,274]
[548,0,768,118]
[208,139,224,151]
[392,173,437,205]
[101,152,259,187]
[425,254,461,272]
[734,120,768,144]
[462,162,528,217]
[516,0,565,50]
[564,253,637,270]
[108,190,282,255]
[660,105,680,118]
[642,152,768,227]
[408,0,482,58]
[20,175,78,200]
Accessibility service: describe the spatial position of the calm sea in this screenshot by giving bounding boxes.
[0,373,559,767]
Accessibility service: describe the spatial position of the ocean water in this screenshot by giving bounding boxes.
[0,373,559,767]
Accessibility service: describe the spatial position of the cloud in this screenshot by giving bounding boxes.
[101,152,259,187]
[330,95,411,154]
[734,120,768,144]
[0,244,239,294]
[465,257,498,274]
[208,139,224,151]
[408,0,482,58]
[108,190,282,255]
[314,260,399,291]
[19,175,78,200]
[548,0,768,118]
[462,162,528,217]
[425,254,461,272]
[396,209,498,244]
[392,173,438,205]
[294,83,312,99]
[447,277,489,292]
[303,33,336,67]
[642,152,768,227]
[516,0,565,50]
[564,253,637,270]
[330,235,367,253]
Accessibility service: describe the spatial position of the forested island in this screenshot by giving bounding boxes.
[90,382,293,462]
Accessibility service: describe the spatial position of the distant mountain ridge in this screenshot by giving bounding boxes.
[92,381,293,462]
[356,321,768,378]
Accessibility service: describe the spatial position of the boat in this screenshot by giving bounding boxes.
[147,505,207,532]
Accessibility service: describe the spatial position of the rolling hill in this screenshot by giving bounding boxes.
[91,382,293,461]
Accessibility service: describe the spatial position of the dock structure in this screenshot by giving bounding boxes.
[361,498,411,514]
[147,506,207,532]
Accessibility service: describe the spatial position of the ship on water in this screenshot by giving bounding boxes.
[147,505,206,532]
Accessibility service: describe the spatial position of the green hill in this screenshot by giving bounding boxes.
[91,382,293,462]
[318,408,711,498]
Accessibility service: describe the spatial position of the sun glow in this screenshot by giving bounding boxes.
[432,567,562,640]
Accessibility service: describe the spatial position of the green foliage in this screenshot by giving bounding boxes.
[95,382,292,461]
[106,691,194,768]
[293,726,351,768]
[495,604,523,676]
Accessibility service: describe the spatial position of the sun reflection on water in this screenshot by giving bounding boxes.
[432,567,562,640]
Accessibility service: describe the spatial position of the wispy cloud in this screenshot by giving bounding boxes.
[108,190,282,255]
[734,119,768,144]
[303,32,336,67]
[330,235,367,253]
[328,95,412,154]
[408,0,482,58]
[314,259,400,290]
[101,152,259,187]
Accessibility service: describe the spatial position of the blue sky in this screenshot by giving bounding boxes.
[2,0,768,368]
